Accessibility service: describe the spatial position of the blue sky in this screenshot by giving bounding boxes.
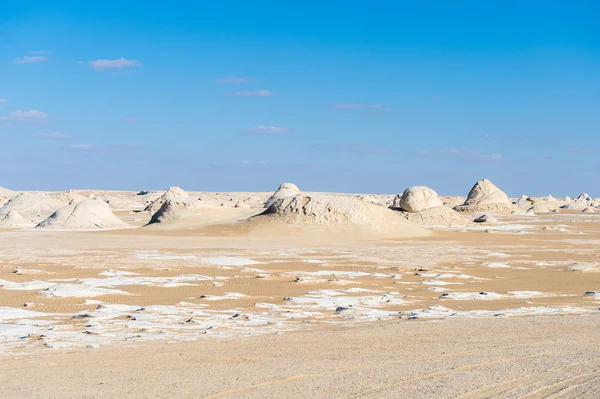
[1,1,599,195]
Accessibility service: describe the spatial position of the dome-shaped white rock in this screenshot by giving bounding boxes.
[36,200,130,229]
[264,183,301,208]
[393,186,443,213]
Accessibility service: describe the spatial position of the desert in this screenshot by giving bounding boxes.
[2,2,597,397]
[1,181,600,397]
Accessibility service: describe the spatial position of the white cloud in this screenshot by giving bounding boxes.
[0,99,7,103]
[333,103,391,111]
[33,132,72,140]
[243,126,290,134]
[415,148,502,161]
[88,58,142,70]
[233,90,272,97]
[122,117,137,122]
[14,56,48,64]
[216,77,254,84]
[0,110,48,121]
[314,143,390,155]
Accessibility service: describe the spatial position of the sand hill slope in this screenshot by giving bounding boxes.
[36,200,130,229]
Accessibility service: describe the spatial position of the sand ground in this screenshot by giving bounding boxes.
[2,314,600,398]
[1,201,600,398]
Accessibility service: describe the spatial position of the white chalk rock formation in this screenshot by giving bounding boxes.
[582,207,596,214]
[256,194,430,237]
[148,199,205,224]
[393,186,444,213]
[144,186,189,213]
[577,193,591,202]
[36,200,130,229]
[264,183,301,208]
[515,195,534,209]
[0,193,67,218]
[454,179,516,213]
[0,210,35,228]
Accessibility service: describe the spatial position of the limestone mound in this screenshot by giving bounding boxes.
[0,210,35,228]
[36,200,130,229]
[395,206,470,227]
[393,186,443,213]
[582,207,597,214]
[454,179,516,213]
[148,199,207,224]
[0,193,68,218]
[144,186,189,213]
[255,194,429,238]
[462,179,510,206]
[264,183,301,208]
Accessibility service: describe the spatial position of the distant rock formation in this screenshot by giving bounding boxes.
[36,200,130,229]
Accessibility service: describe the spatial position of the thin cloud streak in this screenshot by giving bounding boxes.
[0,110,48,121]
[33,133,72,140]
[88,58,142,70]
[233,90,272,97]
[14,56,48,64]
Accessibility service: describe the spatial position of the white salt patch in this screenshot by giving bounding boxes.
[0,279,55,291]
[0,307,52,321]
[199,292,248,301]
[77,275,225,288]
[12,268,47,275]
[487,252,510,258]
[422,280,456,286]
[509,291,547,298]
[426,287,449,292]
[344,288,380,293]
[199,257,263,266]
[482,262,511,269]
[439,292,504,300]
[98,270,138,277]
[240,267,266,273]
[39,284,128,298]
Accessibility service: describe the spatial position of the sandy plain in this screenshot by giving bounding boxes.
[0,189,599,398]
